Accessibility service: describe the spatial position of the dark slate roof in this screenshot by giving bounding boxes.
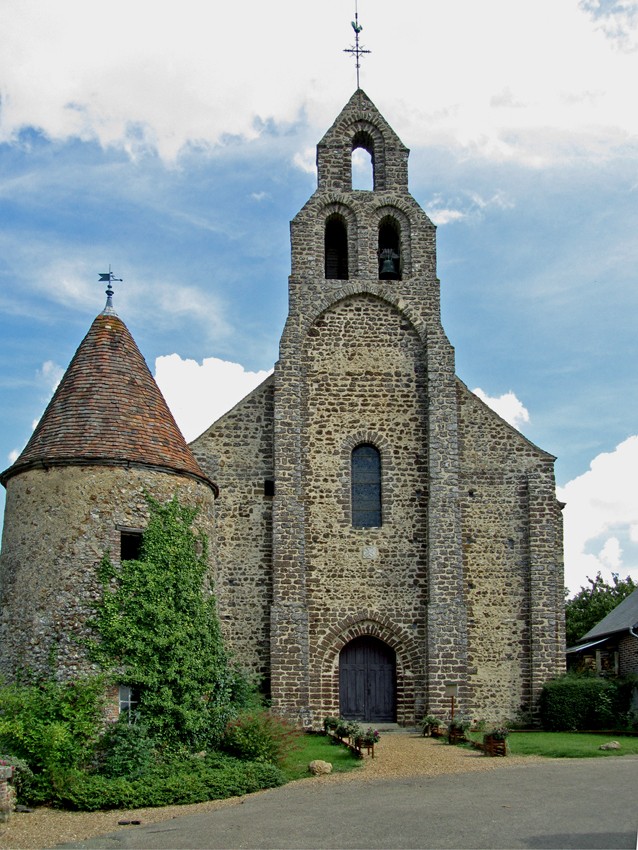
[579,587,638,642]
[1,308,217,494]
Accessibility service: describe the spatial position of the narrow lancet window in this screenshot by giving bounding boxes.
[378,217,401,280]
[325,216,349,279]
[351,444,382,528]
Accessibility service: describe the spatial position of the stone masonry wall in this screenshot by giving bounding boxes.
[301,294,429,724]
[0,465,215,681]
[272,91,468,725]
[190,378,275,685]
[457,381,565,720]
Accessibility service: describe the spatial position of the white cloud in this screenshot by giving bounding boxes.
[425,191,514,226]
[580,0,638,50]
[293,148,317,176]
[1,1,638,165]
[426,207,467,226]
[558,435,638,594]
[154,354,272,442]
[472,388,530,430]
[36,360,64,395]
[598,536,622,570]
[7,449,19,464]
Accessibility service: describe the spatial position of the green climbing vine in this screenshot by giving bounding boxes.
[90,494,245,749]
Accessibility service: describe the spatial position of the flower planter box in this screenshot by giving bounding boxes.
[354,740,376,758]
[483,735,507,756]
[448,730,468,744]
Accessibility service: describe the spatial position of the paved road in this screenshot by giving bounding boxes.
[59,758,638,849]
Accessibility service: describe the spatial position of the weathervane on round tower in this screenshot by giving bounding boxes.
[343,1,371,89]
[99,265,122,313]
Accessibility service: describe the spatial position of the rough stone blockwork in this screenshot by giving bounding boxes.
[196,90,564,726]
[0,466,214,681]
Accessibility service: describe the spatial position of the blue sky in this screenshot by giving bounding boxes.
[0,0,636,596]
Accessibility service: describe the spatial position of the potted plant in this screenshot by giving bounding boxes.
[447,717,470,744]
[483,726,509,756]
[420,714,441,737]
[354,727,380,757]
[323,716,340,735]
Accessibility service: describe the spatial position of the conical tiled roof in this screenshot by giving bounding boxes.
[1,306,217,493]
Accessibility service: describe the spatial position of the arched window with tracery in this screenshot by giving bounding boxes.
[351,443,382,527]
[325,215,349,279]
[378,216,401,280]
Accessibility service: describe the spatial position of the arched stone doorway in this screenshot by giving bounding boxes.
[339,636,396,722]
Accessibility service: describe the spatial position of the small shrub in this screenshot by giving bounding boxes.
[54,760,286,811]
[539,674,617,731]
[0,754,35,802]
[98,719,156,779]
[221,712,300,765]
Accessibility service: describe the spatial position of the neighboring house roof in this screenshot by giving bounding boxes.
[578,587,638,643]
[0,303,217,494]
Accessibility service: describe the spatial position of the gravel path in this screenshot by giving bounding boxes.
[0,735,538,850]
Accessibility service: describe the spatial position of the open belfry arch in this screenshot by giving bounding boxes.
[191,89,565,726]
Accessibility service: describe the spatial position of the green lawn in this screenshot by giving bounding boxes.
[466,731,638,759]
[281,733,362,781]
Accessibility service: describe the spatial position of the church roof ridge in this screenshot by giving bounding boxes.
[0,310,217,493]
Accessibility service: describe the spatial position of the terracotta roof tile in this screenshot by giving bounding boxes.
[1,311,216,493]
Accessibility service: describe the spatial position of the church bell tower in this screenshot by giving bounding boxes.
[269,89,469,725]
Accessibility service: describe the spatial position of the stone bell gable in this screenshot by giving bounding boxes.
[194,89,565,726]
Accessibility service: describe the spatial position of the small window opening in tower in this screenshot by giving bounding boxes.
[120,530,143,561]
[351,131,375,190]
[118,685,140,723]
[325,215,349,279]
[378,218,401,280]
[351,443,382,528]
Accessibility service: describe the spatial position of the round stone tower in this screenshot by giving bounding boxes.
[0,285,218,681]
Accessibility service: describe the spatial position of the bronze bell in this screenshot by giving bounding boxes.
[379,248,399,279]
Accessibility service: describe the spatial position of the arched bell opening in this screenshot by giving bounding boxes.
[351,130,375,191]
[378,217,401,280]
[339,635,397,722]
[324,215,349,280]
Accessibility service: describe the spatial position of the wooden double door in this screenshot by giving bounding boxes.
[339,636,396,723]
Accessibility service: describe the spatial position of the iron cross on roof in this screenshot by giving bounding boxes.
[343,1,371,89]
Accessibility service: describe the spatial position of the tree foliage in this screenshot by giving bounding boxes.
[565,572,636,647]
[90,494,245,748]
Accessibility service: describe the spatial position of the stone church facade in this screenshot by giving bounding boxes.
[190,90,565,725]
[0,90,565,726]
